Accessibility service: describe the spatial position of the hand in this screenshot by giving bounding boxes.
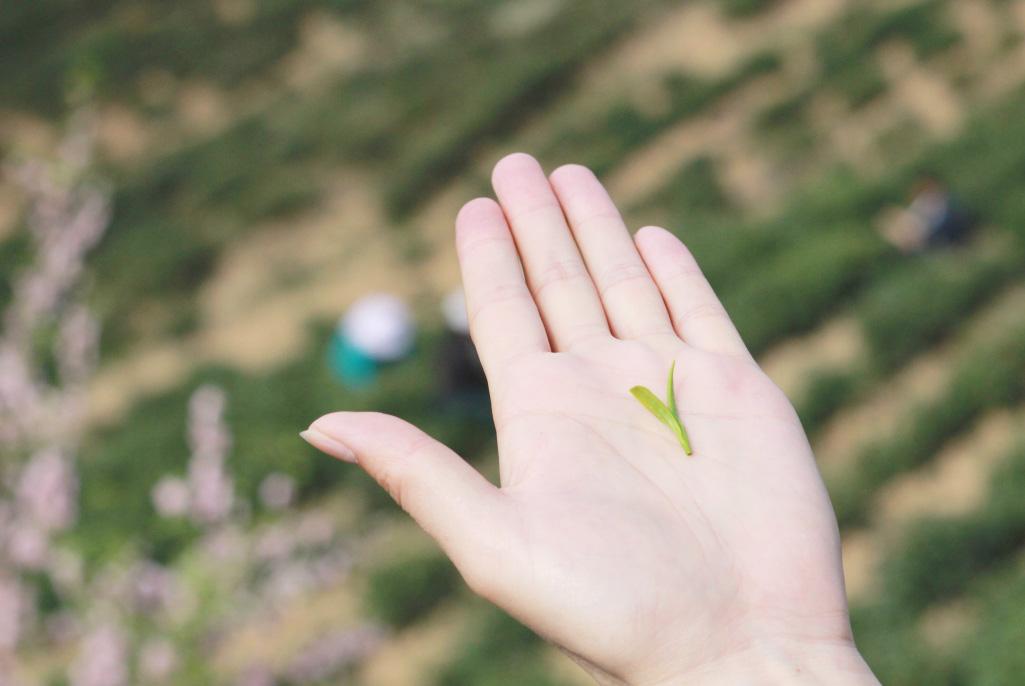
[303,154,879,685]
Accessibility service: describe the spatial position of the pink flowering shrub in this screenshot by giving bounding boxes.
[0,111,381,686]
[151,384,235,526]
[0,110,106,671]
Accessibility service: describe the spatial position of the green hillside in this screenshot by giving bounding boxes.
[3,0,1025,683]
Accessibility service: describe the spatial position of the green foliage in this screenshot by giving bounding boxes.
[795,368,861,438]
[850,603,953,686]
[830,62,888,110]
[539,50,782,178]
[433,604,553,686]
[0,0,372,115]
[758,1,959,142]
[858,244,1025,372]
[9,3,1025,681]
[874,446,1025,612]
[365,550,462,628]
[914,92,1025,238]
[636,156,735,220]
[724,227,890,354]
[719,0,779,18]
[5,0,675,351]
[73,326,496,567]
[833,322,1025,527]
[383,0,651,217]
[630,362,691,454]
[960,570,1025,686]
[849,448,1025,685]
[818,2,960,77]
[755,87,813,133]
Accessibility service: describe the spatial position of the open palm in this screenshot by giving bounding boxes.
[305,154,876,685]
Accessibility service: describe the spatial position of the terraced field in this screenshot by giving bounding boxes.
[4,0,1025,683]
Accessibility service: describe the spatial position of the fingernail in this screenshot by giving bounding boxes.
[300,427,357,464]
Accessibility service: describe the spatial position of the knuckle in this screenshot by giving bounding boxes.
[531,258,590,295]
[458,230,511,258]
[372,433,435,511]
[374,460,411,511]
[468,283,532,327]
[572,208,622,233]
[510,198,562,226]
[598,261,652,297]
[678,300,729,322]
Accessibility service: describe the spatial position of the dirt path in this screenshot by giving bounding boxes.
[82,0,1025,431]
[717,134,784,212]
[816,344,951,482]
[605,72,785,206]
[817,284,1025,481]
[591,0,848,82]
[877,407,1025,526]
[950,0,1002,61]
[842,405,1025,600]
[358,605,469,686]
[879,44,963,137]
[594,4,744,81]
[86,171,439,425]
[760,316,862,399]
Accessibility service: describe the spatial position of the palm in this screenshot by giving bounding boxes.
[490,337,844,682]
[308,154,854,685]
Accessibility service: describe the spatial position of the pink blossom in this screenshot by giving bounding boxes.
[16,448,77,531]
[295,511,335,547]
[56,305,99,388]
[255,524,293,563]
[187,385,230,462]
[0,575,30,652]
[68,624,128,686]
[185,385,233,525]
[234,665,274,686]
[131,562,176,615]
[310,550,354,586]
[283,624,386,683]
[200,524,247,564]
[7,524,48,570]
[138,638,178,681]
[266,561,315,602]
[188,453,233,525]
[47,548,84,594]
[0,108,105,450]
[151,476,190,518]
[0,112,104,659]
[44,610,80,645]
[258,472,295,511]
[3,165,109,351]
[0,343,43,448]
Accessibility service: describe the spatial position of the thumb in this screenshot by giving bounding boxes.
[302,411,511,592]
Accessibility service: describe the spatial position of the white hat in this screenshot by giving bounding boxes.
[341,294,415,362]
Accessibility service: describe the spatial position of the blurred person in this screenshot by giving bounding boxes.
[436,288,490,421]
[327,293,415,389]
[881,175,975,253]
[303,154,880,685]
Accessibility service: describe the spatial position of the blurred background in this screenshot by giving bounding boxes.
[2,0,1025,684]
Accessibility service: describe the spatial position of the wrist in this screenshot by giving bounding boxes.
[633,637,879,686]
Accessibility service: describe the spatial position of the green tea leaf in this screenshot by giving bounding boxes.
[665,361,692,455]
[677,419,693,456]
[630,385,693,455]
[630,386,676,430]
[666,360,678,419]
